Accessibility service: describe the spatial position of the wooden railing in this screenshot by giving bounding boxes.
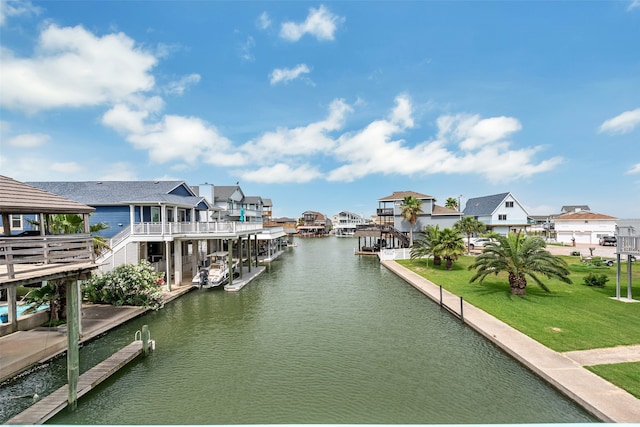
[0,235,94,280]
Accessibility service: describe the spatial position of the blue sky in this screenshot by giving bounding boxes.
[1,0,639,220]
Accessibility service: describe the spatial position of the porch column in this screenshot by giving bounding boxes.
[227,239,233,286]
[161,205,167,237]
[238,236,243,279]
[254,234,258,267]
[7,286,17,333]
[247,234,252,273]
[165,241,172,291]
[174,240,183,286]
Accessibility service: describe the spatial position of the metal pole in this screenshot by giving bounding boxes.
[439,285,443,307]
[142,325,150,356]
[460,297,464,323]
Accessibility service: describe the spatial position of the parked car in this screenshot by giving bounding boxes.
[468,237,494,250]
[599,236,616,246]
[604,255,636,267]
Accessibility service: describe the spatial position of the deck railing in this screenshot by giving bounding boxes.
[130,221,263,236]
[0,235,94,280]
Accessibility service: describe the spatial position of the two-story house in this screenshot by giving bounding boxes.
[377,191,462,234]
[462,192,529,235]
[331,211,365,236]
[297,211,331,236]
[27,181,264,287]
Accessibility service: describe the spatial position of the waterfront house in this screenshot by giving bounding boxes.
[27,181,264,287]
[462,192,529,235]
[331,211,365,236]
[297,211,331,236]
[553,210,617,245]
[377,191,462,233]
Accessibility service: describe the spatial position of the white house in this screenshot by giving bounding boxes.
[463,192,529,235]
[331,211,365,236]
[554,210,617,245]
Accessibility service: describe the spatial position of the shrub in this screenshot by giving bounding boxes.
[83,261,165,310]
[583,273,609,287]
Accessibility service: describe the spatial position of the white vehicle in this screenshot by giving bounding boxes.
[468,237,494,250]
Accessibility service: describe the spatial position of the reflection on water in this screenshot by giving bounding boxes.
[1,237,596,424]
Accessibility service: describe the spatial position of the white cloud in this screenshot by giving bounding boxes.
[239,36,255,61]
[280,5,343,41]
[239,163,323,183]
[627,163,640,174]
[99,162,139,180]
[257,11,271,30]
[390,94,414,128]
[629,0,640,11]
[270,64,311,85]
[50,161,84,174]
[240,98,351,163]
[598,108,640,134]
[0,24,157,113]
[165,73,201,95]
[5,132,50,147]
[0,0,40,27]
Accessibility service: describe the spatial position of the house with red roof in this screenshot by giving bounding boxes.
[553,209,617,245]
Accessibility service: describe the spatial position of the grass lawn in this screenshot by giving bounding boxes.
[397,255,640,398]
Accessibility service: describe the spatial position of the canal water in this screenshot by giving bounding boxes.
[1,237,595,424]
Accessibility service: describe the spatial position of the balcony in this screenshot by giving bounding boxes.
[377,208,394,216]
[130,221,263,237]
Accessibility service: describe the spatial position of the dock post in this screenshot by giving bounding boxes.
[142,325,150,356]
[66,279,80,410]
[227,239,233,286]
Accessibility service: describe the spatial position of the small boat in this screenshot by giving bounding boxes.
[192,252,238,289]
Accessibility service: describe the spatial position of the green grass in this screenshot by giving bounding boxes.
[397,255,640,398]
[587,362,640,399]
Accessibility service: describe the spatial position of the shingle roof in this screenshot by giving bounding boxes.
[0,175,94,215]
[378,191,434,201]
[27,181,192,206]
[213,186,241,202]
[463,192,510,216]
[561,205,590,213]
[554,211,617,221]
[263,198,273,207]
[432,204,462,216]
[244,196,263,204]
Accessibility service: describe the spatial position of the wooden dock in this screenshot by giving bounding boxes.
[6,340,149,425]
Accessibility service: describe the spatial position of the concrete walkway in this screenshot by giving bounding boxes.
[381,260,640,423]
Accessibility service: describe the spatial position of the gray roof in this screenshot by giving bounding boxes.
[0,175,94,215]
[561,205,590,213]
[27,181,207,208]
[213,186,241,202]
[262,198,273,207]
[463,192,510,216]
[244,196,263,204]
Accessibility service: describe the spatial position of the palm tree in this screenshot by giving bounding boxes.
[454,216,486,254]
[468,232,572,296]
[400,195,423,247]
[434,227,466,270]
[411,225,442,266]
[445,197,459,211]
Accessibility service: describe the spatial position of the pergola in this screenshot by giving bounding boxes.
[0,175,99,409]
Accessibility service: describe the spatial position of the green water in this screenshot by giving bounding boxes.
[2,237,595,423]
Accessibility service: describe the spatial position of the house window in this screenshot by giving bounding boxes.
[505,201,514,208]
[151,207,161,222]
[10,214,22,230]
[167,208,174,223]
[498,214,507,221]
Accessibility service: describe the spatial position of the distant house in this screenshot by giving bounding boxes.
[298,211,331,236]
[209,185,263,223]
[561,205,590,214]
[463,192,529,235]
[331,211,365,236]
[554,210,617,245]
[377,191,462,234]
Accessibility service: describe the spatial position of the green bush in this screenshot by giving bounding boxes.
[583,272,609,287]
[83,261,165,310]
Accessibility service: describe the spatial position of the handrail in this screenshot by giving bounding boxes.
[0,235,94,280]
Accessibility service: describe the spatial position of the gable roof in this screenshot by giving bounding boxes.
[213,186,243,202]
[554,211,617,221]
[463,192,511,216]
[378,191,435,202]
[0,175,95,215]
